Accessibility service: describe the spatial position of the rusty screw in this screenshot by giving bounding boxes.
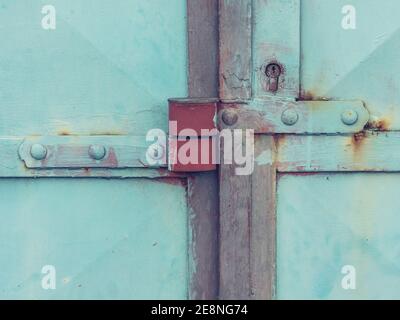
[281,109,299,126]
[221,109,239,126]
[341,109,358,126]
[30,144,47,160]
[88,145,106,160]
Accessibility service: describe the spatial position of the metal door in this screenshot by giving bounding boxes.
[218,0,400,300]
[0,0,219,299]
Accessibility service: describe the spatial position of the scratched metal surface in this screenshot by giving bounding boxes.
[301,0,400,130]
[0,178,188,299]
[0,0,189,299]
[277,173,400,300]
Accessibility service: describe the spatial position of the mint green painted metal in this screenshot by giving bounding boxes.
[0,0,187,135]
[277,174,400,300]
[301,0,400,130]
[274,0,400,300]
[0,0,189,299]
[0,179,187,299]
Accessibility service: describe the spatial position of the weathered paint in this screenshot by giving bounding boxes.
[219,99,369,134]
[277,173,400,299]
[301,0,400,130]
[168,99,218,172]
[0,0,187,136]
[275,131,400,172]
[253,0,300,99]
[247,0,400,300]
[0,178,188,299]
[19,136,158,169]
[0,0,190,300]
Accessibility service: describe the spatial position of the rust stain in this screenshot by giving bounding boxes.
[156,177,187,187]
[76,168,92,177]
[56,129,126,136]
[279,172,320,179]
[298,90,331,101]
[155,169,188,178]
[89,131,126,136]
[57,130,71,136]
[273,134,286,149]
[298,90,315,101]
[350,131,368,161]
[105,147,119,167]
[365,117,391,131]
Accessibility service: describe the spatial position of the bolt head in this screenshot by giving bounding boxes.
[281,109,299,126]
[30,144,47,160]
[88,145,106,160]
[221,109,239,126]
[341,109,359,126]
[147,144,165,161]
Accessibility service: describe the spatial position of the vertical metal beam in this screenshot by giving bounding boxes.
[219,0,252,100]
[219,0,294,300]
[188,0,219,98]
[187,0,219,300]
[250,136,276,299]
[219,0,257,300]
[220,134,276,299]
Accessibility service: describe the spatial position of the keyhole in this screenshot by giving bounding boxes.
[265,63,282,92]
[265,63,281,78]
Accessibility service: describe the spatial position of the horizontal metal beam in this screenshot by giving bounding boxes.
[19,136,162,169]
[0,130,397,176]
[0,136,187,178]
[276,131,400,172]
[219,99,369,134]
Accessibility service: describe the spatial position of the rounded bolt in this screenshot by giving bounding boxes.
[222,109,239,126]
[88,145,106,160]
[30,144,47,160]
[341,109,359,126]
[281,109,299,126]
[147,144,165,161]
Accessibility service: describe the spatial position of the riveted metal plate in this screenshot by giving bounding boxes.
[19,136,165,169]
[219,99,369,134]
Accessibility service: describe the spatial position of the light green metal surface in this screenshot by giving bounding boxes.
[0,0,187,135]
[277,174,400,300]
[0,0,189,299]
[0,178,188,299]
[301,0,400,130]
[275,0,400,299]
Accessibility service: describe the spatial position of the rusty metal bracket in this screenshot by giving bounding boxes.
[19,136,163,169]
[219,98,370,134]
[168,98,218,172]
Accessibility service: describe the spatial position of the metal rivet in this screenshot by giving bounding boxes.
[147,144,164,160]
[341,109,359,126]
[222,109,238,126]
[88,145,106,160]
[281,109,299,126]
[30,144,47,160]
